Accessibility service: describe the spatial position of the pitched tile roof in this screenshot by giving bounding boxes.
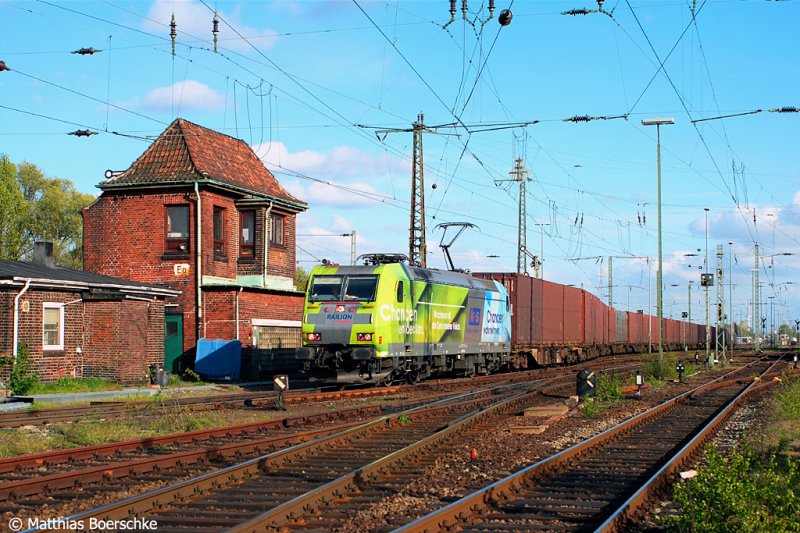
[100,118,306,209]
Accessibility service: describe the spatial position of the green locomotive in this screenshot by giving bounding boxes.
[295,254,512,384]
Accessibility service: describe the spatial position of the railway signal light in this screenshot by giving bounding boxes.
[676,361,685,383]
[274,375,289,411]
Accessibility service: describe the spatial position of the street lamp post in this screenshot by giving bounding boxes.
[642,117,674,378]
[704,207,711,367]
[534,222,550,279]
[729,241,734,358]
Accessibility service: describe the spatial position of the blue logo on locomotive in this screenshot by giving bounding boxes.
[468,307,481,326]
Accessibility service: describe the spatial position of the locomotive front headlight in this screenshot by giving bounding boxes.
[306,332,321,341]
[356,332,373,342]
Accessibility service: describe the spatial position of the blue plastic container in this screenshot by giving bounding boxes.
[195,339,242,381]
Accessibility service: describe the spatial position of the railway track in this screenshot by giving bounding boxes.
[398,358,784,532]
[20,377,569,533]
[0,354,653,429]
[0,385,402,429]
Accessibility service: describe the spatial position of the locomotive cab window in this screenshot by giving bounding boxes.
[309,275,344,302]
[344,275,378,301]
[396,281,404,303]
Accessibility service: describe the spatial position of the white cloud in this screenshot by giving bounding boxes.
[145,0,278,53]
[255,141,410,207]
[143,80,225,112]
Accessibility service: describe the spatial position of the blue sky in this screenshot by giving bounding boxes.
[1,0,799,332]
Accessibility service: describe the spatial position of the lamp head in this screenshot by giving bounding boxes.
[641,118,675,126]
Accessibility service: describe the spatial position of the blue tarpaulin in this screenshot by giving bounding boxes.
[195,339,242,381]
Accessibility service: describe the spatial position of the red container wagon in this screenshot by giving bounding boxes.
[607,307,617,347]
[627,311,644,345]
[563,284,583,344]
[615,310,628,344]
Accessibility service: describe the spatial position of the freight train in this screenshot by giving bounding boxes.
[295,254,713,384]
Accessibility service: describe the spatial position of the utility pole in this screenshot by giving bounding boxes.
[365,113,461,267]
[534,222,550,279]
[704,208,711,366]
[754,243,761,351]
[729,241,734,357]
[608,257,613,307]
[495,159,535,275]
[409,113,427,267]
[716,244,725,364]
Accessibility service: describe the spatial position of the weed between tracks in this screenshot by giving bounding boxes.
[581,373,623,417]
[662,372,800,532]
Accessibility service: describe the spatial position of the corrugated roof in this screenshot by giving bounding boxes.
[0,260,179,296]
[100,118,306,208]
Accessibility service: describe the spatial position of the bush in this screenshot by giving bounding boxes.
[643,357,679,383]
[596,372,623,403]
[9,344,39,395]
[775,378,800,421]
[667,446,800,532]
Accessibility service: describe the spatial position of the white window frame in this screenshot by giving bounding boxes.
[43,302,65,351]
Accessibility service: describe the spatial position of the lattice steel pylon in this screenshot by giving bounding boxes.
[494,158,530,274]
[754,243,761,350]
[716,244,726,363]
[409,113,426,267]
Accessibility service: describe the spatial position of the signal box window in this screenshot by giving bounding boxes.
[213,207,226,257]
[165,205,190,253]
[240,210,255,258]
[43,303,64,351]
[270,214,285,246]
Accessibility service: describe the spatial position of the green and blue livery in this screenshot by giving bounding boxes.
[296,256,511,383]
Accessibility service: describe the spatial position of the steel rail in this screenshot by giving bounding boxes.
[395,358,777,532]
[28,383,535,532]
[3,424,353,500]
[223,376,574,531]
[596,364,786,531]
[0,385,405,428]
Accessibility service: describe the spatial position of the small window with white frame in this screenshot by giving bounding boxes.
[43,303,64,351]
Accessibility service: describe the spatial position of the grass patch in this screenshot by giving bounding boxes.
[641,355,703,385]
[28,377,123,394]
[0,400,282,458]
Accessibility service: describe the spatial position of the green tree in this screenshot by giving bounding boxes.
[296,267,310,292]
[0,154,94,269]
[0,155,26,260]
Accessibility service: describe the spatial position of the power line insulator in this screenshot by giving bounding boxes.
[71,47,101,55]
[498,9,513,26]
[213,13,220,53]
[68,129,97,137]
[170,14,177,57]
[771,106,798,113]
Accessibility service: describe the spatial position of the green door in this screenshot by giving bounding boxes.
[164,314,184,373]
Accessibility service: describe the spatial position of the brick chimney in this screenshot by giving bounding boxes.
[33,241,55,268]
